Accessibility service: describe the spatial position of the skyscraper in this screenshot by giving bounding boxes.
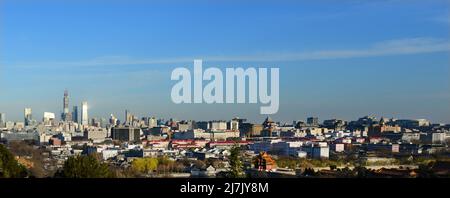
[149,117,157,128]
[81,101,88,126]
[24,108,32,126]
[110,114,118,126]
[72,106,79,123]
[307,117,319,126]
[62,89,72,121]
[0,113,5,128]
[43,112,56,126]
[125,110,133,125]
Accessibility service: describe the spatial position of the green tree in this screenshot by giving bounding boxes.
[0,144,28,178]
[228,145,245,178]
[156,156,176,174]
[8,141,48,178]
[59,155,112,178]
[157,156,172,165]
[132,158,159,174]
[277,157,299,169]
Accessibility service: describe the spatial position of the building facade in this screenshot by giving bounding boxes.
[81,102,88,126]
[111,127,141,142]
[24,108,32,126]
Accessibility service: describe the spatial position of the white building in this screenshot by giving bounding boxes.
[24,108,32,126]
[39,133,54,144]
[301,142,330,159]
[297,151,308,158]
[149,117,157,128]
[421,132,446,145]
[312,146,329,159]
[84,128,107,143]
[0,113,5,128]
[333,143,345,152]
[102,149,119,160]
[229,119,239,131]
[249,139,308,156]
[402,133,421,143]
[210,121,227,131]
[81,102,89,126]
[43,112,56,126]
[172,129,239,140]
[14,122,25,130]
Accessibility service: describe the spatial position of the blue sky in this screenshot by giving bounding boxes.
[0,0,449,123]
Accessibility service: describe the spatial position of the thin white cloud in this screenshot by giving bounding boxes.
[206,37,450,62]
[4,37,450,68]
[430,13,450,24]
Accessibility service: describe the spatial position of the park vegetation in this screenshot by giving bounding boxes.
[0,144,29,178]
[56,154,112,178]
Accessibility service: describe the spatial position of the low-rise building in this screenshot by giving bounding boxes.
[102,149,119,160]
[301,142,330,159]
[332,143,345,152]
[172,129,239,140]
[421,132,446,145]
[84,128,107,142]
[111,127,141,142]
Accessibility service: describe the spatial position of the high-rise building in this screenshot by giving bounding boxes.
[91,118,100,127]
[24,108,32,126]
[62,90,72,121]
[0,113,6,128]
[72,106,79,123]
[43,112,56,126]
[149,117,157,128]
[240,123,263,137]
[125,110,133,125]
[100,118,107,128]
[111,126,141,142]
[307,117,319,126]
[81,101,89,126]
[229,118,240,131]
[109,114,118,126]
[262,116,277,137]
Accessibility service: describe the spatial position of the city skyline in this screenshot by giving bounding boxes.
[0,88,447,125]
[1,0,449,123]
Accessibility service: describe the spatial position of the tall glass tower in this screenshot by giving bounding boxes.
[72,106,79,123]
[62,89,72,121]
[81,101,88,126]
[0,113,5,128]
[24,108,32,126]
